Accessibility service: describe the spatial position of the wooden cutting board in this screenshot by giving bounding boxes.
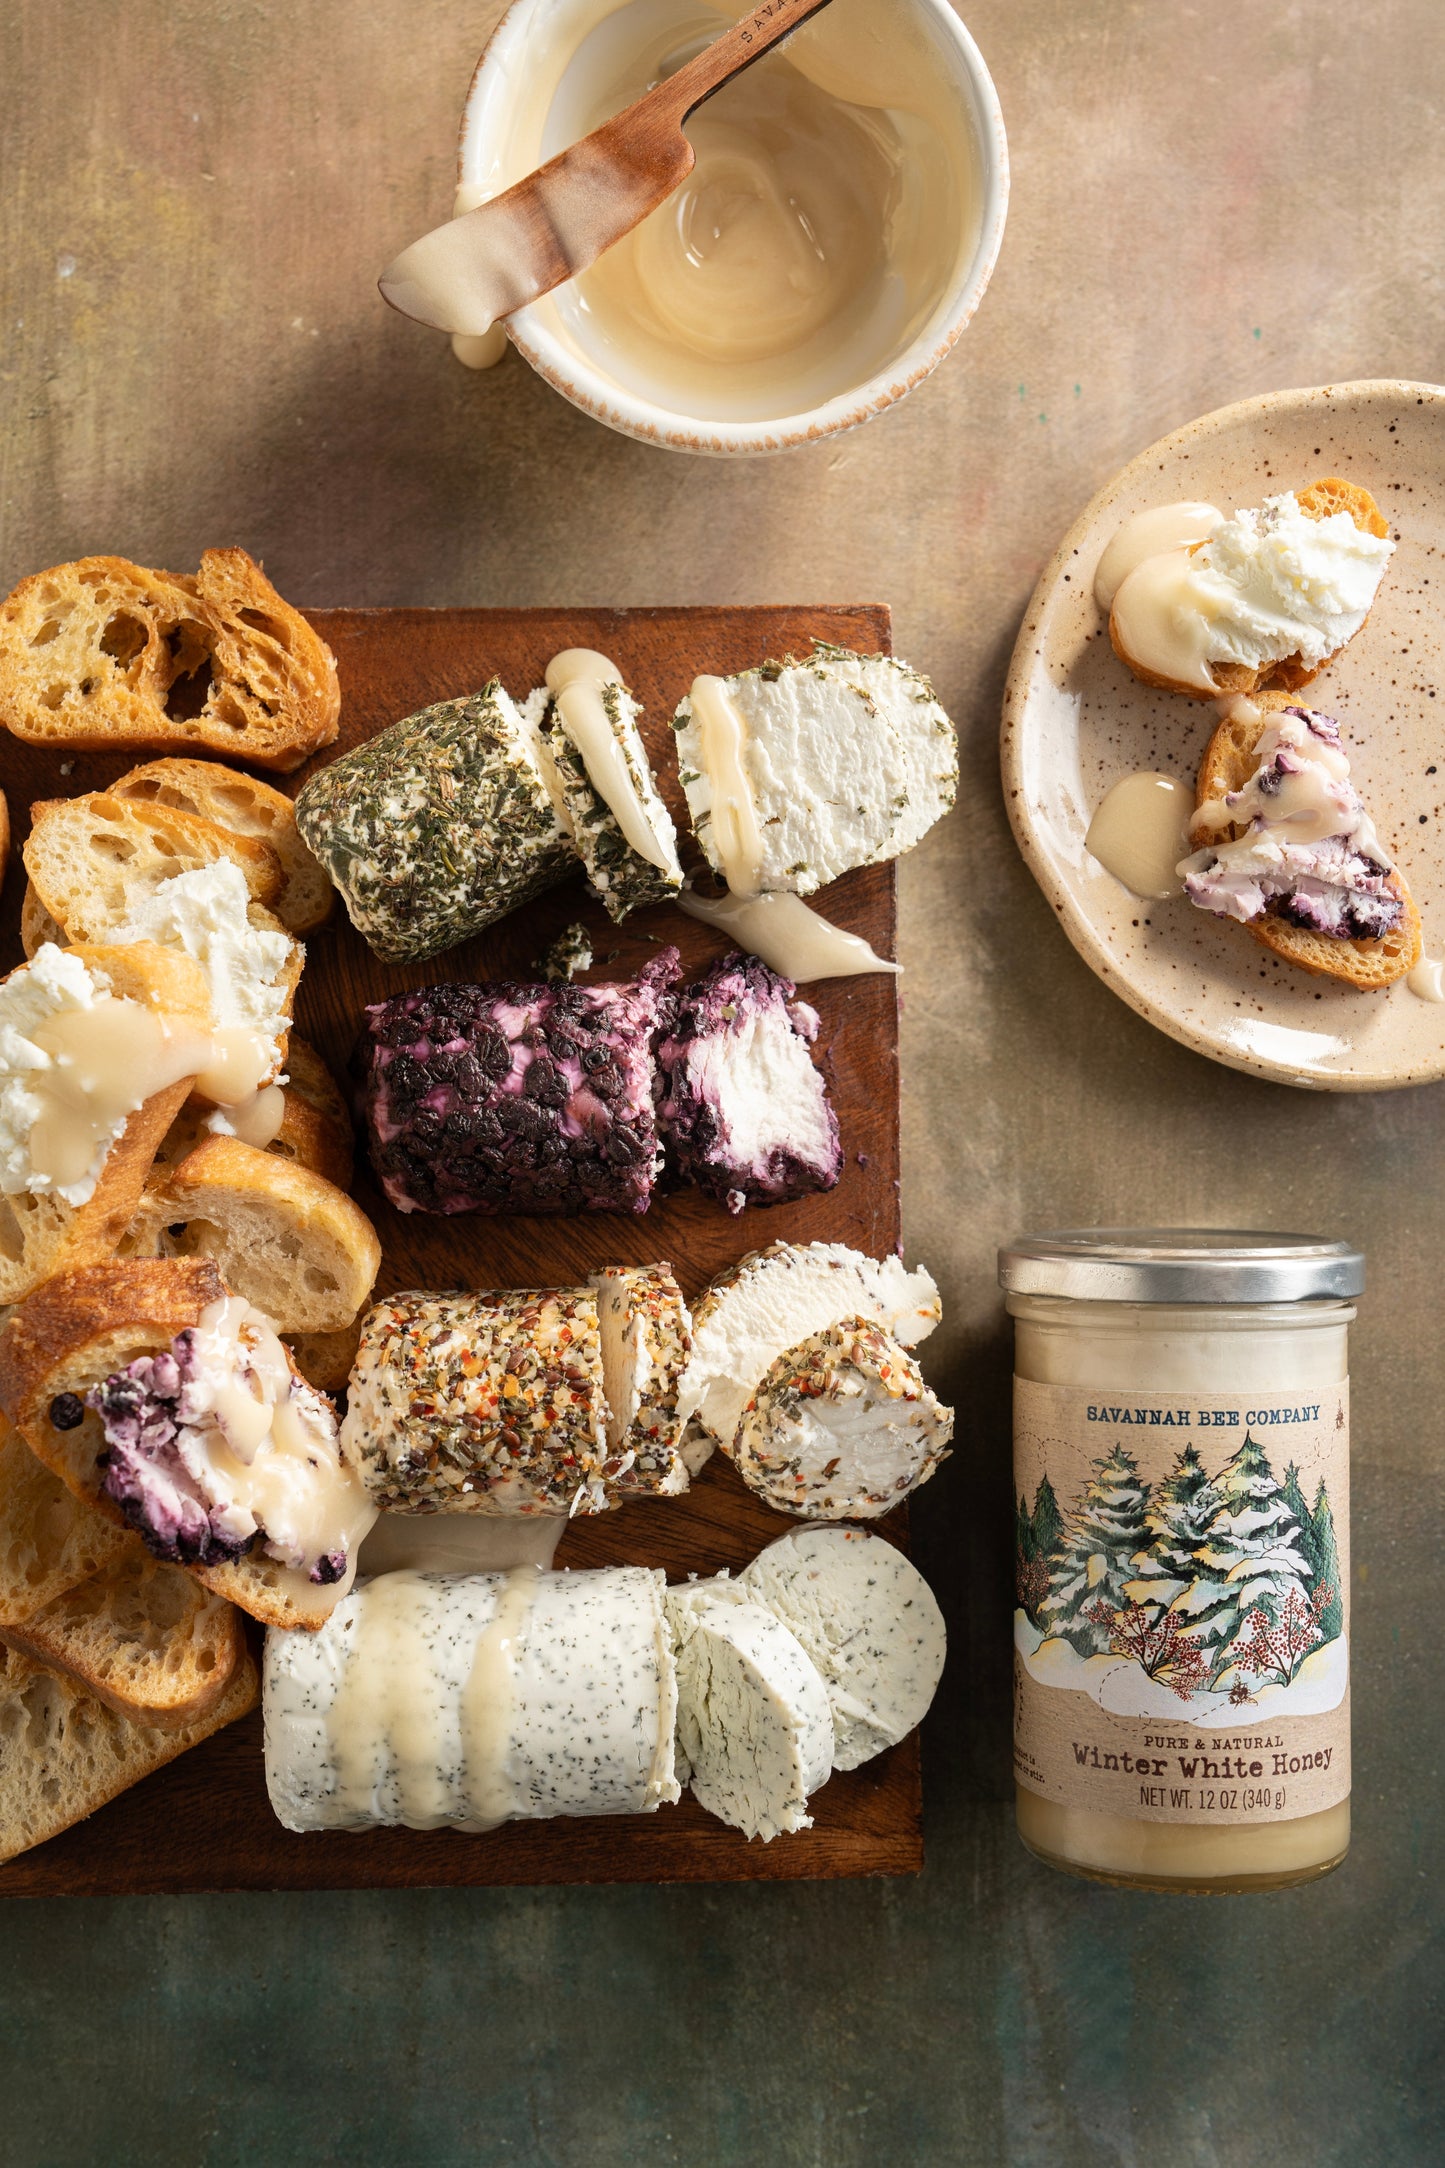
[0,601,922,1893]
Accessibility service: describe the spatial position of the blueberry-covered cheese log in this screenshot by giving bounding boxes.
[680,1240,942,1450]
[656,952,840,1214]
[732,1316,954,1521]
[672,647,957,897]
[667,1582,833,1841]
[739,1527,946,1770]
[523,660,684,923]
[293,684,575,964]
[340,1288,615,1516]
[590,1264,692,1496]
[356,952,679,1217]
[263,1564,680,1831]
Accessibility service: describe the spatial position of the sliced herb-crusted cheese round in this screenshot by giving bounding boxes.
[523,679,683,923]
[732,1316,954,1521]
[293,683,575,963]
[809,646,958,857]
[739,1526,946,1771]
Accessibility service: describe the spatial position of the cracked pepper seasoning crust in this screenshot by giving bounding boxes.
[293,684,574,963]
[341,1288,616,1516]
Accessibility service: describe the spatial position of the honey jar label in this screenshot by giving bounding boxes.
[1012,1379,1349,1824]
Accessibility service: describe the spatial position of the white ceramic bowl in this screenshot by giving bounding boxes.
[457,0,1009,455]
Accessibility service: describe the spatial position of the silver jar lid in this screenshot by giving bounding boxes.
[997,1229,1365,1304]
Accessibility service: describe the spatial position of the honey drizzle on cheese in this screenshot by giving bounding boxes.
[459,1565,541,1830]
[24,997,209,1195]
[1093,502,1223,612]
[1109,547,1224,694]
[329,1572,455,1828]
[687,675,766,896]
[544,649,672,870]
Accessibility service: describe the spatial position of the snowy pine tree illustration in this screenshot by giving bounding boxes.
[1124,1445,1223,1614]
[1030,1474,1064,1562]
[1309,1479,1345,1641]
[1039,1445,1150,1654]
[1167,1434,1314,1685]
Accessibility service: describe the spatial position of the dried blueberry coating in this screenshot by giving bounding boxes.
[88,1339,251,1569]
[655,952,841,1214]
[356,950,680,1216]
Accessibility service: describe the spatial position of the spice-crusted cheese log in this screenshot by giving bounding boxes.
[590,1264,692,1496]
[521,682,683,923]
[732,1317,954,1521]
[341,1288,615,1516]
[293,684,576,963]
[667,1583,832,1841]
[264,1564,680,1831]
[809,645,959,856]
[656,952,840,1215]
[680,1241,942,1450]
[356,952,679,1218]
[738,1527,946,1771]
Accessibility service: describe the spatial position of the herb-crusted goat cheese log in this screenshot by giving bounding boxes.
[264,1564,680,1831]
[340,1288,614,1516]
[356,952,679,1216]
[293,684,575,963]
[590,1263,692,1495]
[656,952,840,1214]
[732,1317,954,1521]
[739,1527,946,1771]
[809,645,958,856]
[522,681,683,923]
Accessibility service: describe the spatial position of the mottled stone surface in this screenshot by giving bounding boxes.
[1,0,1443,2160]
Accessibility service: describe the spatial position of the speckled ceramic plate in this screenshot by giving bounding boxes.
[1002,380,1445,1091]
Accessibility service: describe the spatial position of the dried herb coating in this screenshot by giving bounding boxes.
[340,1287,614,1515]
[355,950,680,1217]
[656,952,840,1214]
[293,683,574,963]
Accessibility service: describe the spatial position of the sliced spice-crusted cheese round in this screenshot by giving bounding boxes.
[293,683,575,963]
[738,1526,946,1769]
[590,1263,693,1495]
[680,1240,942,1450]
[263,1563,679,1831]
[731,1316,953,1521]
[667,1582,832,1841]
[340,1288,613,1517]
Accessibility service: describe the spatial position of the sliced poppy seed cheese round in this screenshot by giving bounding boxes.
[810,646,958,857]
[294,683,575,963]
[679,1240,942,1450]
[339,1287,614,1517]
[732,1316,954,1522]
[590,1263,693,1495]
[667,1583,832,1840]
[738,1526,946,1770]
[264,1563,679,1831]
[672,656,909,896]
[523,679,683,923]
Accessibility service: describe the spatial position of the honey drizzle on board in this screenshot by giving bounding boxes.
[1083,773,1195,902]
[677,884,901,980]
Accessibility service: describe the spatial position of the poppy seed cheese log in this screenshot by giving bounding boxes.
[263,1565,680,1832]
[293,684,575,963]
[667,1582,833,1841]
[341,1288,617,1517]
[355,952,679,1217]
